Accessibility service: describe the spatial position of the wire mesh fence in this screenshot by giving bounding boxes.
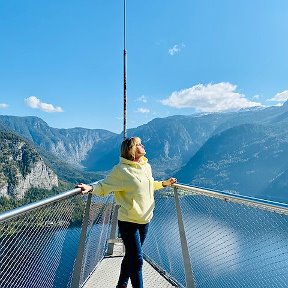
[0,192,114,288]
[143,189,186,287]
[79,195,114,287]
[178,189,288,288]
[1,184,288,288]
[143,186,288,288]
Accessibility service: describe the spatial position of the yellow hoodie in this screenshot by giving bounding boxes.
[91,156,164,224]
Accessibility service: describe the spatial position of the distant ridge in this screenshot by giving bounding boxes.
[0,115,116,167]
[1,101,288,202]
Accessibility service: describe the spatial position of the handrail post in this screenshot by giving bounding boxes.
[106,204,120,255]
[71,193,92,288]
[173,186,196,288]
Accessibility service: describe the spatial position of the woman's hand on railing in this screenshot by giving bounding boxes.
[75,183,93,194]
[162,178,177,187]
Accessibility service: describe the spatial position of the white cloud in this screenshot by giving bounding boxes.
[25,96,64,113]
[168,43,185,56]
[136,95,148,103]
[160,82,262,112]
[0,103,8,109]
[267,90,288,103]
[135,108,150,114]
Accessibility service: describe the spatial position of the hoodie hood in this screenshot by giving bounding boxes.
[120,156,148,167]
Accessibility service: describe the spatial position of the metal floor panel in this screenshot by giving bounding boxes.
[83,256,176,288]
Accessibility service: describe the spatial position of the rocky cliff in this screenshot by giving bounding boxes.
[0,131,58,199]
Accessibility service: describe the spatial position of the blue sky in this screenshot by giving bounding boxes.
[1,0,288,133]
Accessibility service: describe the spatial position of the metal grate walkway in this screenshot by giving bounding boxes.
[83,243,176,288]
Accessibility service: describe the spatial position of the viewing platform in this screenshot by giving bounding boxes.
[82,241,175,287]
[1,183,288,288]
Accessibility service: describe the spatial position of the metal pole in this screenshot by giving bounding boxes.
[71,193,92,288]
[123,0,127,140]
[173,187,196,288]
[106,204,120,255]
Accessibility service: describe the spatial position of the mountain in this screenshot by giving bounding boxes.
[83,113,240,177]
[0,115,116,168]
[1,101,288,202]
[0,117,109,197]
[262,168,288,203]
[0,131,58,199]
[175,107,288,202]
[1,114,236,177]
[83,104,288,179]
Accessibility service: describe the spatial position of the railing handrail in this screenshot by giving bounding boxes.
[0,187,83,223]
[2,181,288,223]
[0,181,102,223]
[173,183,288,215]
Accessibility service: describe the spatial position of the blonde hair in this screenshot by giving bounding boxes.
[120,137,140,161]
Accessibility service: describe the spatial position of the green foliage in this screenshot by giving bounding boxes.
[0,196,19,214]
[70,196,86,226]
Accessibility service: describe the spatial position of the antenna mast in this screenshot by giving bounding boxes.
[123,0,127,140]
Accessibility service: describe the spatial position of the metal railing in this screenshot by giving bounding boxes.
[1,183,288,287]
[0,186,115,288]
[143,184,288,288]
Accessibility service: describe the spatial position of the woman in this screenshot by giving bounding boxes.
[77,136,176,288]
